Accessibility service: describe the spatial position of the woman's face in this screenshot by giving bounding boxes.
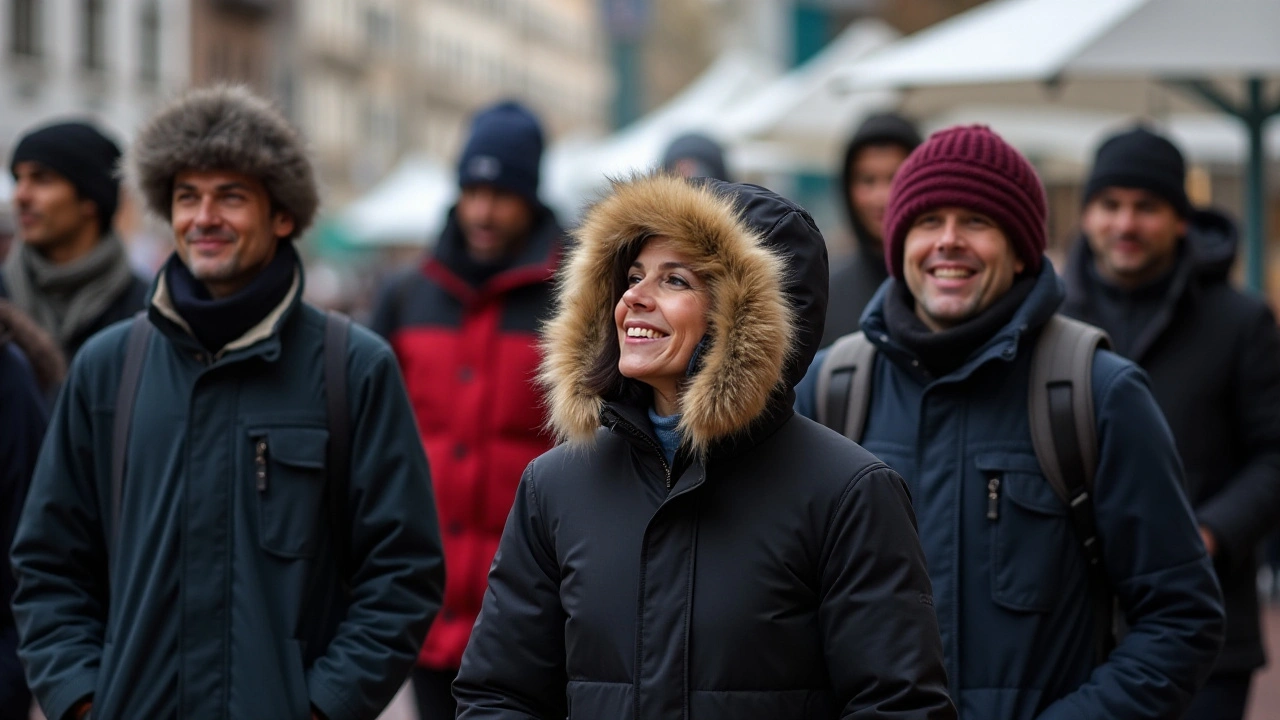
[615,237,709,414]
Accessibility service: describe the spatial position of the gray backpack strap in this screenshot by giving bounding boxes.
[1027,314,1113,663]
[324,311,352,587]
[112,311,154,548]
[815,331,878,442]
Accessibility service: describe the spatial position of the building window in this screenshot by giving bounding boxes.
[139,1,161,85]
[10,0,41,58]
[82,0,106,70]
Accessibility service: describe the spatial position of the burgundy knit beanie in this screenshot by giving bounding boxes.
[882,125,1047,280]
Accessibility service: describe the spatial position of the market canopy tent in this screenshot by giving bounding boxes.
[836,0,1280,290]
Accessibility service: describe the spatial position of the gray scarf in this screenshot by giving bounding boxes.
[2,233,137,349]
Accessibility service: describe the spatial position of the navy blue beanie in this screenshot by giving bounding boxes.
[457,101,544,205]
[11,121,122,231]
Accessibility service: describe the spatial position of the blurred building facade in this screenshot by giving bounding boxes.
[292,0,613,204]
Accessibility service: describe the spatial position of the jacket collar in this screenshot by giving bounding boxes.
[862,259,1064,385]
[149,258,303,363]
[423,205,562,304]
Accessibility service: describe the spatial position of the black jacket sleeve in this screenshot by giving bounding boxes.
[819,465,957,719]
[455,462,568,719]
[1195,305,1280,573]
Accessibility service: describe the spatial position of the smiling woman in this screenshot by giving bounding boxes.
[453,173,956,720]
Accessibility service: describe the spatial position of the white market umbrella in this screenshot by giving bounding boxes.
[836,0,1280,290]
[719,19,902,172]
[339,156,456,248]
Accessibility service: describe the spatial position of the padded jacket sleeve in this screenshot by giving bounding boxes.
[1037,361,1224,720]
[819,466,957,719]
[455,461,569,719]
[1194,306,1280,574]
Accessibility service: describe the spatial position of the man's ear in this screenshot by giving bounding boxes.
[272,210,296,240]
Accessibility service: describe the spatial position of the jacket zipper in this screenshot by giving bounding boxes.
[605,411,674,489]
[986,474,1001,520]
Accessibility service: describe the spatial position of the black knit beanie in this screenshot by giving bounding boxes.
[10,121,122,232]
[1084,126,1189,216]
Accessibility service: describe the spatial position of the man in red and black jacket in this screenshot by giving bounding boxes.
[370,100,562,719]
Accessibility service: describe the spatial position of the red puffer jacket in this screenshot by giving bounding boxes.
[371,207,561,669]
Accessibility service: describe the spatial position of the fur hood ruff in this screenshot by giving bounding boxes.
[539,174,806,454]
[126,85,319,237]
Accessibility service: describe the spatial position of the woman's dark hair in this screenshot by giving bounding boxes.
[579,236,649,405]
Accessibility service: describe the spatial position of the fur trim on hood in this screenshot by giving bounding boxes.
[540,174,827,454]
[126,85,319,237]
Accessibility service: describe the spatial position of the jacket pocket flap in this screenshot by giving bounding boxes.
[258,427,329,470]
[973,452,1065,516]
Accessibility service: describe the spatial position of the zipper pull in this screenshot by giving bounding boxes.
[986,475,1001,520]
[255,438,269,492]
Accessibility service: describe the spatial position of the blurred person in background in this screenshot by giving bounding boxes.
[0,304,59,720]
[797,125,1224,719]
[11,85,444,720]
[2,121,148,360]
[1063,125,1280,720]
[370,100,564,719]
[0,208,15,263]
[820,112,921,349]
[455,173,955,719]
[661,131,732,182]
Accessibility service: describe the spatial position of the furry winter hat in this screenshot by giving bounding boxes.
[126,85,319,238]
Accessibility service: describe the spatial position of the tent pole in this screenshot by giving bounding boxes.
[1244,78,1267,293]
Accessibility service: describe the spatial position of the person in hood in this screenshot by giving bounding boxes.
[797,125,1224,719]
[821,112,922,348]
[3,121,148,360]
[454,173,956,719]
[661,131,732,181]
[369,99,562,720]
[1063,125,1280,720]
[10,85,444,720]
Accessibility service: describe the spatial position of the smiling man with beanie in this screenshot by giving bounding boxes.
[3,121,148,359]
[11,85,444,720]
[370,99,563,719]
[798,124,1224,719]
[1064,125,1280,720]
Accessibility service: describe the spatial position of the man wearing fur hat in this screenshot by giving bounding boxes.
[370,100,563,719]
[10,86,444,720]
[2,121,149,359]
[1064,126,1280,720]
[797,125,1224,719]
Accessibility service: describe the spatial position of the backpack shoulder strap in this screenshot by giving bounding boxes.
[1027,313,1113,663]
[815,331,878,443]
[324,310,352,585]
[112,311,153,548]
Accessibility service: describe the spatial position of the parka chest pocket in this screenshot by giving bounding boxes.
[977,452,1074,614]
[248,426,330,559]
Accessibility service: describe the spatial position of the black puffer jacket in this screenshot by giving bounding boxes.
[821,113,921,349]
[455,175,955,719]
[1063,208,1280,674]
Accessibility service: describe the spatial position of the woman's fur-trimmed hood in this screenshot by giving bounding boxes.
[540,174,829,454]
[125,85,319,237]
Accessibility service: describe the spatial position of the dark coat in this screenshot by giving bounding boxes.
[820,113,921,349]
[797,263,1225,719]
[1063,208,1280,674]
[370,206,561,671]
[10,262,445,720]
[455,176,956,719]
[0,343,48,720]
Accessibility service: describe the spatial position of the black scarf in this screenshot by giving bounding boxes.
[884,274,1037,377]
[166,242,297,353]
